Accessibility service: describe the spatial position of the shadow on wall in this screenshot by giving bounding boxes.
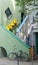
[0,47,7,57]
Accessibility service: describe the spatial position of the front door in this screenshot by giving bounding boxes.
[35,32,38,55]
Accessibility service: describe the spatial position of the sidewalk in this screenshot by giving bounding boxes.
[0,57,38,65]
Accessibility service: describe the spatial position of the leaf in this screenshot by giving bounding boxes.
[15,0,38,16]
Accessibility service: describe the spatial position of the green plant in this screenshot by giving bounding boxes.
[15,0,34,14]
[15,0,34,22]
[15,0,38,23]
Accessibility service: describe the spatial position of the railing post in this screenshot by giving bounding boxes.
[17,53,19,65]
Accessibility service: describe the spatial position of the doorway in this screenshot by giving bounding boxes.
[1,47,7,57]
[35,32,38,55]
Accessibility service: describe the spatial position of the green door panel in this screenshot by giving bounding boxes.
[36,32,38,55]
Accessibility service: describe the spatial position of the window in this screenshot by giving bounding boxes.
[36,12,38,16]
[5,7,12,19]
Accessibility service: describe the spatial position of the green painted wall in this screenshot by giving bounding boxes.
[0,0,30,58]
[0,25,30,57]
[1,0,21,25]
[0,0,1,25]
